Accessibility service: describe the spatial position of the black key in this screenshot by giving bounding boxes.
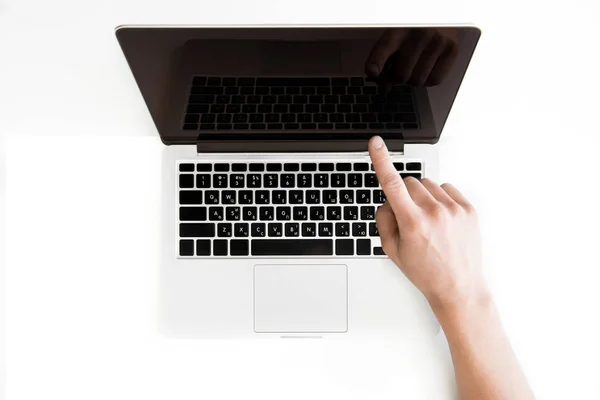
[249,114,263,123]
[336,163,352,171]
[251,239,333,256]
[187,104,209,114]
[340,190,354,204]
[285,223,300,237]
[365,174,379,187]
[196,239,211,256]
[336,239,354,256]
[348,173,362,188]
[239,191,253,204]
[301,87,315,95]
[293,206,308,221]
[348,87,361,95]
[196,163,212,172]
[268,223,283,237]
[360,113,376,123]
[230,174,245,188]
[180,207,207,221]
[341,95,354,104]
[235,223,249,237]
[241,87,254,95]
[319,123,333,130]
[306,190,320,204]
[362,86,377,94]
[406,162,422,171]
[222,77,236,86]
[271,87,284,95]
[294,95,308,103]
[284,123,299,129]
[233,114,248,123]
[206,77,221,86]
[209,207,224,221]
[257,103,271,112]
[230,240,249,256]
[310,206,325,221]
[357,190,371,204]
[352,104,367,113]
[331,174,345,188]
[327,206,342,220]
[314,174,329,188]
[215,95,229,104]
[264,174,278,188]
[247,95,261,104]
[352,222,367,236]
[243,207,258,221]
[352,123,367,129]
[247,174,262,188]
[373,190,386,204]
[357,239,371,255]
[217,114,232,123]
[337,104,351,112]
[218,223,232,237]
[213,240,228,256]
[221,191,236,204]
[289,191,304,204]
[189,95,215,104]
[287,87,300,95]
[335,123,351,130]
[298,114,311,123]
[180,223,215,237]
[231,95,245,104]
[317,87,330,95]
[249,163,265,172]
[213,174,228,188]
[193,77,207,86]
[314,113,327,122]
[369,122,385,129]
[179,174,194,188]
[180,191,203,205]
[260,207,275,221]
[255,191,270,205]
[279,95,292,104]
[353,163,369,171]
[297,174,312,188]
[226,105,241,113]
[277,206,292,221]
[374,247,386,256]
[252,223,266,237]
[302,223,317,237]
[226,206,240,221]
[369,222,379,236]
[321,104,335,113]
[329,113,344,123]
[204,191,219,204]
[214,163,229,172]
[335,222,350,237]
[319,222,333,237]
[195,174,210,188]
[274,104,288,113]
[393,162,404,171]
[319,163,334,171]
[179,239,194,256]
[263,95,276,104]
[272,191,287,204]
[179,163,194,172]
[238,77,255,86]
[266,163,282,172]
[325,95,339,103]
[281,174,295,188]
[265,114,280,123]
[290,104,304,113]
[323,190,337,204]
[345,114,360,123]
[332,77,349,86]
[401,173,422,179]
[344,206,359,220]
[284,163,300,172]
[200,115,216,124]
[225,87,239,95]
[350,77,363,86]
[305,104,319,113]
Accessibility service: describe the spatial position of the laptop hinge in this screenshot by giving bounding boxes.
[195,136,405,154]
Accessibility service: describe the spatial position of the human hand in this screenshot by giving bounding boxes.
[368,136,487,311]
[365,28,459,87]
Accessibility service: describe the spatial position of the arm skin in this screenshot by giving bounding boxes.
[368,136,535,400]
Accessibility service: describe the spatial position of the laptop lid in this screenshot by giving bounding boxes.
[116,25,480,152]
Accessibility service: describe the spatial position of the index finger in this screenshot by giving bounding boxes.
[368,136,417,220]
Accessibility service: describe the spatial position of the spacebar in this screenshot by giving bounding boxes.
[251,239,333,256]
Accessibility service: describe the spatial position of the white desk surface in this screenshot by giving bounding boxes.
[2,0,600,399]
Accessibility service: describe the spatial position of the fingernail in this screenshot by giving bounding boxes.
[368,63,380,76]
[371,136,384,149]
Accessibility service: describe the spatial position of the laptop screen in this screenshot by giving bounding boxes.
[116,26,480,148]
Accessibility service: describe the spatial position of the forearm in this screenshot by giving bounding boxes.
[432,292,535,400]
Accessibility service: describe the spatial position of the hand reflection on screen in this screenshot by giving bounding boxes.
[365,28,459,87]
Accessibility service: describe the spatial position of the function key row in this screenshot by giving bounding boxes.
[179,162,422,173]
[179,190,388,205]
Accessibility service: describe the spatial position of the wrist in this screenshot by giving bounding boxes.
[427,285,494,326]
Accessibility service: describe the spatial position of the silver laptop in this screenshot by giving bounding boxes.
[116,25,480,338]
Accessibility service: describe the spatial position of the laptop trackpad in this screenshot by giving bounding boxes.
[254,264,348,333]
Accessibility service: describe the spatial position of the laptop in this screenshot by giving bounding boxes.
[116,25,480,338]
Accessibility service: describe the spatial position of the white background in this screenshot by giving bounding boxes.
[2,0,600,399]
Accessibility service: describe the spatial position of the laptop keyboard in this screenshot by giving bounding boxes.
[182,76,419,132]
[177,161,423,257]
